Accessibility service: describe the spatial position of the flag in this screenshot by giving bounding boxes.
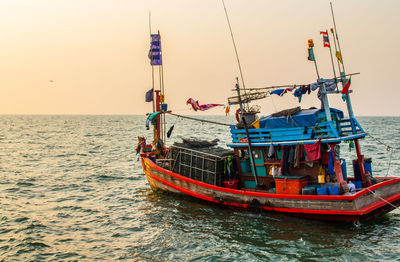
[145,88,153,102]
[320,31,330,48]
[307,47,315,61]
[336,51,343,64]
[341,78,351,94]
[270,89,286,96]
[148,34,162,65]
[186,98,223,111]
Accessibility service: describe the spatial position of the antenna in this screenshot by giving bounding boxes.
[222,0,248,110]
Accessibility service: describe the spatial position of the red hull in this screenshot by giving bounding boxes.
[141,157,400,222]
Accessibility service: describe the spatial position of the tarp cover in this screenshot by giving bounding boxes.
[258,108,343,129]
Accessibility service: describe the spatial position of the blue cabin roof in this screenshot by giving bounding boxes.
[258,108,344,129]
[228,108,365,147]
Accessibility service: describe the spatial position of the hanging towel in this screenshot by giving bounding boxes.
[304,138,322,161]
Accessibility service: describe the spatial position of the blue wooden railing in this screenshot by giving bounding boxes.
[230,117,365,144]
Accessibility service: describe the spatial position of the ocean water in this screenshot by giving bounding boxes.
[0,115,399,261]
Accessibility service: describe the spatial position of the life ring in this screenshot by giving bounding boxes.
[235,108,241,123]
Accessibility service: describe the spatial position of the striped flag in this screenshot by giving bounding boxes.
[320,31,330,48]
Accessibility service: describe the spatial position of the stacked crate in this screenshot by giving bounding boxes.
[170,145,232,186]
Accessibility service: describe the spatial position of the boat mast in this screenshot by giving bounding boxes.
[222,0,248,111]
[235,77,259,186]
[148,14,164,143]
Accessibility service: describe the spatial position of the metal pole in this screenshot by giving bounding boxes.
[235,78,259,186]
[330,28,342,75]
[330,2,345,73]
[312,47,320,79]
[325,30,338,87]
[222,0,248,110]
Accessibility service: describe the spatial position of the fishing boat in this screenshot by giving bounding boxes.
[139,7,400,222]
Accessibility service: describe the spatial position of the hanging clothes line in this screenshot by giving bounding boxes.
[166,112,232,126]
[235,72,360,91]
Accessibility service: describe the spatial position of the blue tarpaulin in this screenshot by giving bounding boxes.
[258,108,343,129]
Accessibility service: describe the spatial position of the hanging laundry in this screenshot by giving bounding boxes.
[145,111,162,130]
[311,82,320,91]
[280,146,290,175]
[304,138,321,161]
[186,98,224,111]
[270,89,286,96]
[136,137,146,155]
[145,88,154,102]
[288,146,295,165]
[268,144,274,158]
[284,85,296,93]
[327,149,335,175]
[167,125,174,138]
[341,78,351,101]
[294,144,301,168]
[225,106,230,116]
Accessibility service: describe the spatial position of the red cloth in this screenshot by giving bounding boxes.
[304,139,321,161]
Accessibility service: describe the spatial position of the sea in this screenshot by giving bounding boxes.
[0,115,399,261]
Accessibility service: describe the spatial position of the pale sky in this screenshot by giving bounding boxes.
[1,0,399,116]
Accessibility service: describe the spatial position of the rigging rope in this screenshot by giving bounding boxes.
[365,187,399,210]
[366,133,399,178]
[166,112,232,126]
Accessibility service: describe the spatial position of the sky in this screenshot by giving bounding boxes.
[0,0,399,116]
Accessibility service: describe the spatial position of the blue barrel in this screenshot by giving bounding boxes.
[317,187,328,195]
[352,158,373,181]
[354,180,363,189]
[364,158,373,178]
[328,185,340,195]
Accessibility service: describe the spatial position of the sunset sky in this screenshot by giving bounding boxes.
[1,0,399,116]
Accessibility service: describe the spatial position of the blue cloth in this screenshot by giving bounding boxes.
[270,89,286,96]
[145,88,153,102]
[149,34,162,65]
[327,150,335,175]
[258,108,344,129]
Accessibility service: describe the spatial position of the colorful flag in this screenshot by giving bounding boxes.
[341,78,351,94]
[148,34,162,65]
[270,89,286,96]
[320,31,330,48]
[307,47,315,61]
[336,51,343,64]
[186,98,224,111]
[145,88,153,102]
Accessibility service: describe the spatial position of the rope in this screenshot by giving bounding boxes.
[367,133,400,151]
[366,133,399,178]
[166,112,232,126]
[365,187,399,210]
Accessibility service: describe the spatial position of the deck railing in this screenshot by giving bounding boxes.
[231,117,364,144]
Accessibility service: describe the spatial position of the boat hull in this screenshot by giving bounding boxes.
[141,157,400,222]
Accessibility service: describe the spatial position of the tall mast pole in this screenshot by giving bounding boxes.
[330,2,355,121]
[330,2,346,74]
[235,77,259,186]
[222,0,248,111]
[325,30,337,87]
[330,28,342,75]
